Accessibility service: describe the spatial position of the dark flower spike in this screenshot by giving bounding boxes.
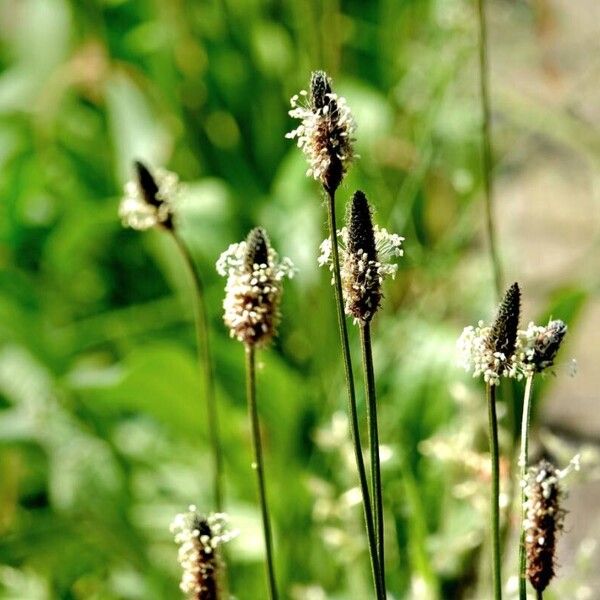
[134,160,161,208]
[310,70,333,111]
[488,282,521,358]
[347,190,377,261]
[244,227,270,271]
[344,191,382,322]
[524,460,566,594]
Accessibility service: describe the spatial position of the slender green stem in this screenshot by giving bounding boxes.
[325,188,384,599]
[537,591,543,600]
[171,231,224,512]
[476,0,504,300]
[245,345,278,600]
[359,322,386,591]
[518,375,534,600]
[486,383,502,600]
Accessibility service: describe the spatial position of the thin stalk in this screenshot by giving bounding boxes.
[325,188,384,599]
[171,232,224,512]
[359,321,386,591]
[486,383,502,600]
[537,591,543,600]
[518,375,534,600]
[245,345,278,600]
[476,0,504,299]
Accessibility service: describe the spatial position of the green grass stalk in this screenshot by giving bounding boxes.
[359,321,386,593]
[245,344,278,600]
[171,232,224,512]
[518,375,534,600]
[486,383,502,600]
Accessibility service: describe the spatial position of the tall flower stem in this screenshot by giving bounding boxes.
[518,375,534,600]
[486,383,502,600]
[171,232,224,512]
[476,0,504,299]
[359,321,386,591]
[325,189,384,599]
[245,345,278,600]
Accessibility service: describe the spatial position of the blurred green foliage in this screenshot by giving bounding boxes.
[0,0,593,598]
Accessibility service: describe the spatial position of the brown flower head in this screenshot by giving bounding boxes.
[286,71,356,193]
[119,160,179,230]
[318,191,404,324]
[216,228,295,347]
[524,460,565,593]
[170,508,236,599]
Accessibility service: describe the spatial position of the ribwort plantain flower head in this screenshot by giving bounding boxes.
[285,70,356,193]
[457,283,521,385]
[517,319,568,376]
[170,506,237,599]
[119,161,180,231]
[318,192,404,324]
[523,460,568,594]
[216,228,295,347]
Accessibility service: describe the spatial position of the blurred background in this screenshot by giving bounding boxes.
[1,0,599,598]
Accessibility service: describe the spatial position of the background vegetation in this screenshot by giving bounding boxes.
[1,0,598,598]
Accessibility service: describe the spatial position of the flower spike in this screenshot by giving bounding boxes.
[286,71,356,193]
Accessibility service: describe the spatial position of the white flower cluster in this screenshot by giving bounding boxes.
[170,506,236,598]
[458,314,569,385]
[216,240,295,346]
[119,167,180,230]
[457,321,519,385]
[285,89,356,183]
[318,226,404,322]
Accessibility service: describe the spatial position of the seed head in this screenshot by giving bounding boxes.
[170,507,236,599]
[341,191,382,322]
[457,283,522,385]
[119,161,179,230]
[216,229,295,347]
[524,460,565,593]
[518,319,568,375]
[286,71,356,193]
[318,194,404,324]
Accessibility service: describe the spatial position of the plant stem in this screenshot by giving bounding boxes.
[245,345,278,600]
[171,231,224,512]
[486,383,502,600]
[537,591,543,600]
[325,188,384,599]
[518,375,534,600]
[359,321,386,592]
[476,0,504,300]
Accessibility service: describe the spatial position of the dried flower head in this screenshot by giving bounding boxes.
[517,319,568,376]
[457,283,521,385]
[119,161,180,230]
[285,70,356,193]
[216,228,295,347]
[170,506,236,599]
[523,460,566,594]
[318,194,404,323]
